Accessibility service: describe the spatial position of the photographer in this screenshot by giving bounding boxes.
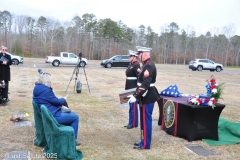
[79,52,83,59]
[78,52,84,67]
[0,46,12,104]
[33,72,81,146]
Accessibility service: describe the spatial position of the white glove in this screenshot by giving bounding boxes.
[127,95,136,103]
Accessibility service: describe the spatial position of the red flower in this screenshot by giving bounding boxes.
[210,78,216,83]
[212,99,217,104]
[197,98,202,105]
[211,85,216,89]
[205,98,210,102]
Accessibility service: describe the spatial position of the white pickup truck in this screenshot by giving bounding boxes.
[45,52,88,67]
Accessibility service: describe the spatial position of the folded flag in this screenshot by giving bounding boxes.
[160,84,182,97]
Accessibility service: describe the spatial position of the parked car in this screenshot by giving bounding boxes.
[100,55,129,68]
[6,52,24,65]
[45,52,88,67]
[188,59,224,72]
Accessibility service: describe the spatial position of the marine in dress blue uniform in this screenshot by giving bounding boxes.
[128,46,160,149]
[124,50,140,129]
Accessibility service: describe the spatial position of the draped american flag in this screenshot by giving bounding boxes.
[160,85,182,97]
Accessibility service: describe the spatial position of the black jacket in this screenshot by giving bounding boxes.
[0,52,12,81]
[125,61,140,90]
[134,58,159,104]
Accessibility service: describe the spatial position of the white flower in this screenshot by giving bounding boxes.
[208,101,213,106]
[190,98,199,105]
[208,99,216,109]
[212,88,217,94]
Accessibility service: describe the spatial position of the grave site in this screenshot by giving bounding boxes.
[0,58,240,159]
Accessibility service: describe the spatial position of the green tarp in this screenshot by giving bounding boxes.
[203,118,240,146]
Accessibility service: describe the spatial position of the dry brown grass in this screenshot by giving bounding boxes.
[0,58,240,160]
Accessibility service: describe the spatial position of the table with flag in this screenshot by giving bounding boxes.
[157,95,225,142]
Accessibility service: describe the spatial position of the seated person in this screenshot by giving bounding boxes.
[33,72,81,146]
[0,80,6,104]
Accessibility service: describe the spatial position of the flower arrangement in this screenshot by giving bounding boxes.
[206,77,225,102]
[10,113,29,122]
[187,76,224,109]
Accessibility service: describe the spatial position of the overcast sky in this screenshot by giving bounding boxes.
[1,0,240,36]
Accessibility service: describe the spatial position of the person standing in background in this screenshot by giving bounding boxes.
[128,46,160,149]
[124,50,141,129]
[0,46,12,104]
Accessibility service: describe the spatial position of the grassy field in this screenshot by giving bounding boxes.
[0,58,240,160]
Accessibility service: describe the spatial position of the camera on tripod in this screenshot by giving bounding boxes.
[65,52,90,94]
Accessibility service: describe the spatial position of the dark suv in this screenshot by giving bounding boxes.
[100,55,129,68]
[188,59,224,72]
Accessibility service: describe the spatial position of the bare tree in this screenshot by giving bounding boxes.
[0,10,13,47]
[222,24,236,65]
[46,18,61,55]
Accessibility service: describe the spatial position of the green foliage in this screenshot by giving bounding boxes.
[168,22,179,33]
[95,18,125,43]
[11,39,23,56]
[210,83,225,101]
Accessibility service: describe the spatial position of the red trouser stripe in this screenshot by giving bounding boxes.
[133,102,136,126]
[174,102,178,136]
[142,104,147,148]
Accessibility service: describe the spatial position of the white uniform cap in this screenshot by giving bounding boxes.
[136,46,152,54]
[128,50,138,56]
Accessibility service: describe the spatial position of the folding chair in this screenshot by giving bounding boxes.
[40,105,83,160]
[32,100,47,147]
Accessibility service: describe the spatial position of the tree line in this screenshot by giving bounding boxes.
[0,10,240,66]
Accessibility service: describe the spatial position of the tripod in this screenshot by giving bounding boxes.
[65,58,90,94]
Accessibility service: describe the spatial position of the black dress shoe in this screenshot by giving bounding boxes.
[75,141,81,146]
[124,125,128,127]
[133,145,143,149]
[127,126,133,129]
[5,98,10,103]
[134,142,140,146]
[1,99,6,104]
[2,98,9,104]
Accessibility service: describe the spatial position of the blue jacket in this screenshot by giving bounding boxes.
[33,83,66,117]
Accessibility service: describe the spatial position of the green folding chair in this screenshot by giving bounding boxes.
[32,100,47,147]
[40,104,83,160]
